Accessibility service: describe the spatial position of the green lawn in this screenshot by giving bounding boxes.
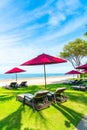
[0,83,87,130]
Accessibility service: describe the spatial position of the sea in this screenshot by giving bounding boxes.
[0,73,65,80]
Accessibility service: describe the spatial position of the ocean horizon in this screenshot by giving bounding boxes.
[0,73,65,80]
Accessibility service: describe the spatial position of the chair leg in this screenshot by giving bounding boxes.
[54,95,57,104]
[32,99,36,111]
[23,96,26,106]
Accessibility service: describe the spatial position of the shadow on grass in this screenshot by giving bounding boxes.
[0,95,13,102]
[66,91,87,105]
[17,85,45,94]
[0,105,23,130]
[52,103,83,128]
[27,110,50,130]
[35,111,50,130]
[28,85,45,94]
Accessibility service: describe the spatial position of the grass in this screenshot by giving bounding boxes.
[0,83,87,130]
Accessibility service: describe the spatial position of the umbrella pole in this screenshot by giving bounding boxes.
[16,73,17,82]
[44,64,47,88]
[73,74,74,79]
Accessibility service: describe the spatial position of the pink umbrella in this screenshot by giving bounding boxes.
[65,70,81,75]
[65,70,81,79]
[21,53,67,88]
[83,69,87,73]
[5,67,26,82]
[76,63,87,69]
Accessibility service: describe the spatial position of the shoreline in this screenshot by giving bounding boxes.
[0,75,73,87]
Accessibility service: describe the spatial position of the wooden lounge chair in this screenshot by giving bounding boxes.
[19,81,28,87]
[68,79,83,85]
[4,82,18,89]
[72,85,87,91]
[16,90,51,111]
[47,87,68,103]
[10,82,18,88]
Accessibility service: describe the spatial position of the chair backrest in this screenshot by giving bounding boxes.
[55,87,66,95]
[73,79,78,83]
[10,82,17,88]
[34,90,49,99]
[20,81,27,86]
[78,79,83,84]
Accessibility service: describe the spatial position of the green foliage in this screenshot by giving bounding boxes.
[0,84,87,130]
[84,24,87,37]
[59,38,87,68]
[84,32,87,37]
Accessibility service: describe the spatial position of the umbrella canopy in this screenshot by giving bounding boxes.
[5,67,26,82]
[21,53,67,88]
[65,70,81,79]
[82,69,87,73]
[65,70,81,75]
[21,53,67,65]
[81,69,87,74]
[76,63,87,69]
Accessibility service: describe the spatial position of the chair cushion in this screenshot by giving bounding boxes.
[34,90,49,98]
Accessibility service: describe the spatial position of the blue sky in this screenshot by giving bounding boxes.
[0,0,87,74]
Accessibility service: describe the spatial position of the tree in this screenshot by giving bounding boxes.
[84,32,87,37]
[84,24,87,37]
[59,38,87,69]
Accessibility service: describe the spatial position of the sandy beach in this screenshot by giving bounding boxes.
[0,75,73,87]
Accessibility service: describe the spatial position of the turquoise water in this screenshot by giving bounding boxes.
[0,73,65,80]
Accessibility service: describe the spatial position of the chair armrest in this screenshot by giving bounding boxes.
[47,91,54,96]
[24,94,34,100]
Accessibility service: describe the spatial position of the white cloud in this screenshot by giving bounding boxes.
[57,0,81,13]
[28,10,87,47]
[0,0,55,33]
[47,0,82,26]
[49,12,66,26]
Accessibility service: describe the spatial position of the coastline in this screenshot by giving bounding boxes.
[0,75,73,87]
